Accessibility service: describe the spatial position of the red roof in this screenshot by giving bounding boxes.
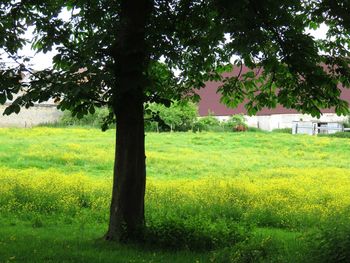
[197,67,350,116]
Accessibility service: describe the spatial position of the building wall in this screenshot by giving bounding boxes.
[197,67,350,117]
[0,104,62,128]
[197,69,350,131]
[216,113,348,131]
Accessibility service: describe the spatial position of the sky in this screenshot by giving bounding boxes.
[2,22,329,71]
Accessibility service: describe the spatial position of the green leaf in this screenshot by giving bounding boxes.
[308,21,319,30]
[89,106,95,114]
[7,92,13,101]
[3,107,12,116]
[0,93,6,104]
[14,105,20,114]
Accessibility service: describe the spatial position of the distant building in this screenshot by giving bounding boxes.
[0,71,62,127]
[197,68,350,131]
[0,101,62,128]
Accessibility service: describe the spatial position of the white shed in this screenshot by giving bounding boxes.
[292,121,344,135]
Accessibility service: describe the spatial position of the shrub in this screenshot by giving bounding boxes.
[193,114,249,132]
[60,108,110,127]
[222,114,248,132]
[305,215,350,263]
[144,121,160,132]
[192,119,208,132]
[145,218,248,250]
[40,107,112,128]
[146,101,198,132]
[211,236,280,263]
[272,128,292,133]
[193,115,222,132]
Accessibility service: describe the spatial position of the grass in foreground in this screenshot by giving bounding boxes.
[1,128,350,262]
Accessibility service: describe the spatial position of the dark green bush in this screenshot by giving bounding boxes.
[145,218,248,250]
[305,215,350,263]
[272,128,292,134]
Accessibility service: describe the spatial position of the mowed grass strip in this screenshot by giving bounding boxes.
[1,127,350,262]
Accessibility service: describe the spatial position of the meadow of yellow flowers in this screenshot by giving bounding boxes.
[1,127,350,262]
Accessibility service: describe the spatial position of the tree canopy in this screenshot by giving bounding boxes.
[1,0,350,119]
[1,0,350,241]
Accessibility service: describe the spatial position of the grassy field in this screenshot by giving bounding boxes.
[1,128,350,262]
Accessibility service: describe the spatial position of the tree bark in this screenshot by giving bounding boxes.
[105,0,151,241]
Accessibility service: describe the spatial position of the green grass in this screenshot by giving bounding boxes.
[1,128,350,262]
[0,218,210,263]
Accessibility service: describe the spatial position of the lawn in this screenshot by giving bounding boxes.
[1,128,350,262]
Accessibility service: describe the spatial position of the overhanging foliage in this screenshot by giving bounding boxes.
[0,0,349,121]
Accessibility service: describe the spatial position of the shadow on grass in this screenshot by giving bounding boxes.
[0,215,308,263]
[0,221,211,263]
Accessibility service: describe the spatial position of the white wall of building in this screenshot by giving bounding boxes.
[0,104,63,128]
[216,113,348,131]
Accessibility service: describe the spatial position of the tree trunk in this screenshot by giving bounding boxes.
[105,0,151,241]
